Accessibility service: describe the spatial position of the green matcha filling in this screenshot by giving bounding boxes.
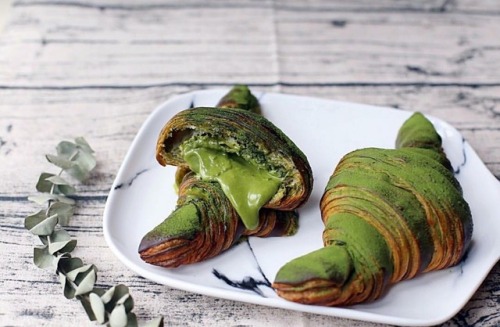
[181,145,282,230]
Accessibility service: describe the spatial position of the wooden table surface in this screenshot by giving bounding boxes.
[1,1,499,326]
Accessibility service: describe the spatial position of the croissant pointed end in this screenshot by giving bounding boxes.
[138,203,202,265]
[273,245,353,305]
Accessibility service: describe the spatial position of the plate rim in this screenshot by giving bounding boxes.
[103,89,500,327]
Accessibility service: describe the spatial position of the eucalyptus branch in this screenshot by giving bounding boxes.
[25,137,163,327]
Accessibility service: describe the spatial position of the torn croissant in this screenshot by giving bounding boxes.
[155,96,313,228]
[139,172,298,267]
[273,112,473,306]
[139,86,313,267]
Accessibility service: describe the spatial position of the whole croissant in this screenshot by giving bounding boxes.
[139,86,312,267]
[273,112,473,306]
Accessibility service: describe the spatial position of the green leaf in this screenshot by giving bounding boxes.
[116,293,134,313]
[45,175,76,195]
[49,239,76,254]
[144,317,164,327]
[59,272,76,299]
[56,141,78,158]
[74,266,97,296]
[48,230,77,254]
[36,172,77,195]
[48,202,74,226]
[125,312,138,327]
[66,264,93,281]
[101,286,116,304]
[46,153,75,170]
[75,137,95,154]
[80,294,98,322]
[89,292,106,324]
[65,165,89,182]
[65,150,97,182]
[57,256,83,274]
[52,252,72,270]
[45,175,69,185]
[103,285,129,310]
[25,210,47,229]
[49,229,71,241]
[74,150,97,172]
[92,287,106,297]
[36,172,56,193]
[109,304,127,327]
[33,246,53,269]
[28,193,75,205]
[25,212,58,236]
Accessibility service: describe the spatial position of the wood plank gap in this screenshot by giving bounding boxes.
[2,81,500,91]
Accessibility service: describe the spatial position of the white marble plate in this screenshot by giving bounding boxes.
[103,90,500,326]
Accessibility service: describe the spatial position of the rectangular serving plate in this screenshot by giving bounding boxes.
[103,89,500,326]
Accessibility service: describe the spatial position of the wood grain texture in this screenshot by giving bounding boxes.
[1,0,499,326]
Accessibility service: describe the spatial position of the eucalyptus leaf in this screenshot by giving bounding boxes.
[27,137,157,325]
[36,172,56,193]
[24,210,47,229]
[47,230,77,254]
[28,193,75,205]
[46,153,75,169]
[80,294,98,322]
[74,266,97,296]
[144,317,164,327]
[45,175,76,195]
[39,235,49,245]
[75,137,95,154]
[115,293,130,305]
[52,253,72,271]
[56,141,74,155]
[49,229,71,242]
[94,288,106,297]
[89,292,106,324]
[48,202,74,226]
[57,256,83,274]
[28,194,56,205]
[59,272,76,299]
[125,312,138,327]
[65,165,89,182]
[33,246,53,269]
[25,213,58,236]
[36,172,76,196]
[45,175,69,185]
[104,285,130,311]
[101,285,116,304]
[49,239,77,255]
[116,293,134,313]
[66,264,93,281]
[109,304,128,327]
[74,150,97,172]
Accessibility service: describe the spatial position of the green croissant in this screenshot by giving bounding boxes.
[273,112,473,306]
[139,171,299,267]
[139,86,312,267]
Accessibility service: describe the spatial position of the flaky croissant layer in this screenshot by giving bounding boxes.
[273,112,473,306]
[139,86,312,268]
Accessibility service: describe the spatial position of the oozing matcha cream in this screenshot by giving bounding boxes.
[181,144,282,230]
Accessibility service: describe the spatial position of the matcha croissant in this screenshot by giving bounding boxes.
[273,112,473,306]
[139,86,312,267]
[155,104,313,229]
[139,172,298,267]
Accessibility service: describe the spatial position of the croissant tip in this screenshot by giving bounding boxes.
[138,236,156,253]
